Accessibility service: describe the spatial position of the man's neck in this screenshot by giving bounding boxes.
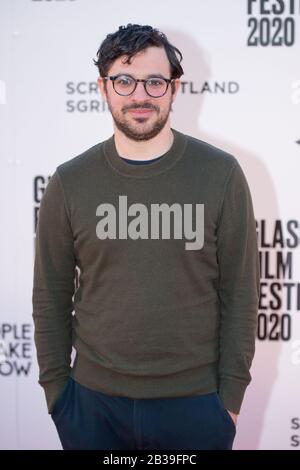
[113,125,174,161]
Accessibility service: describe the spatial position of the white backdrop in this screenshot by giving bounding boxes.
[0,0,300,450]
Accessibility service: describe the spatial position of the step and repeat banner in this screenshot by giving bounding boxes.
[0,0,300,450]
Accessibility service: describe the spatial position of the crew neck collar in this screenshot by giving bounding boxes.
[103,128,187,178]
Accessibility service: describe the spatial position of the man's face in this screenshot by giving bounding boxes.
[97,46,180,141]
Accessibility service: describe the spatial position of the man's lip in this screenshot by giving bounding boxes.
[127,108,154,114]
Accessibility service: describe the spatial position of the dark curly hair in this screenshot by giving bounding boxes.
[93,24,184,80]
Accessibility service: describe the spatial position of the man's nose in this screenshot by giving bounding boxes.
[131,82,150,100]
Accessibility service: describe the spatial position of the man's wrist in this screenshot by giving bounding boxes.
[227,409,238,425]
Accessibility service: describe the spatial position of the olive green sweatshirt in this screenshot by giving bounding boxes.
[32,128,260,415]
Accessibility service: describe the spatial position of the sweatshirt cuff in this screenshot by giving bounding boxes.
[218,378,249,414]
[40,378,70,414]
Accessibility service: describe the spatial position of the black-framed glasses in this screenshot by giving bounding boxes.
[103,74,173,98]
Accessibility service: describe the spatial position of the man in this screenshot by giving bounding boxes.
[32,24,260,450]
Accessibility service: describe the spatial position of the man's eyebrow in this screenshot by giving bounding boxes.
[145,73,169,79]
[114,73,170,79]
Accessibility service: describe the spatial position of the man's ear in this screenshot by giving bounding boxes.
[171,79,181,101]
[97,77,107,102]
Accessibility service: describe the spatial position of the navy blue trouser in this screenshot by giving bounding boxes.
[51,377,236,450]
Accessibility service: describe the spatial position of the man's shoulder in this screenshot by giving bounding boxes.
[56,139,107,178]
[183,131,238,168]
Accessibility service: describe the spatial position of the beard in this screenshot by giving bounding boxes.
[106,97,173,142]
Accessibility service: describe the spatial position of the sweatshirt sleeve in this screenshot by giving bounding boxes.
[32,169,76,414]
[216,160,260,415]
